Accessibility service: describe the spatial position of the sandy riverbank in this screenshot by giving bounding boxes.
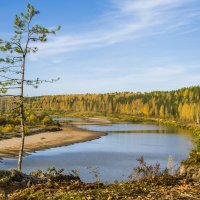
[0,125,106,158]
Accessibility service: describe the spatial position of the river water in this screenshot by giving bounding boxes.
[0,121,193,182]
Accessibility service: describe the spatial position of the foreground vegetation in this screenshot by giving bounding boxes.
[11,178,200,200]
[0,157,199,199]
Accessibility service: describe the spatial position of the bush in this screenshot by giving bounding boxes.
[26,113,38,125]
[42,116,53,125]
[129,156,161,180]
[129,156,178,186]
[2,125,15,133]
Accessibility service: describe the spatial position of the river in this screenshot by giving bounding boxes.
[0,120,193,182]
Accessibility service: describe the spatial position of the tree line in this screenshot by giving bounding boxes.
[1,86,198,123]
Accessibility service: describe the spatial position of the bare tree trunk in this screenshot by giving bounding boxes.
[18,100,25,171]
[18,58,25,171]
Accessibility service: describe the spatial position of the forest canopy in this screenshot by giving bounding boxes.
[0,86,199,123]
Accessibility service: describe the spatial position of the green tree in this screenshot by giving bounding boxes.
[0,3,60,170]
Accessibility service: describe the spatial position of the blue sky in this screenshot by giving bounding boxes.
[0,0,200,96]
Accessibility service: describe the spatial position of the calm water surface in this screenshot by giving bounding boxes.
[0,123,193,182]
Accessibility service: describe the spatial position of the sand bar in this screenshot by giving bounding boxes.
[0,126,106,158]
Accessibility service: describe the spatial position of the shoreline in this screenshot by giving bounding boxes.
[0,125,106,159]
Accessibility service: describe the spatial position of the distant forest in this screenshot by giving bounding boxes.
[0,86,200,123]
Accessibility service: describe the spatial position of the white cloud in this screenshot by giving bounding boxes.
[29,0,199,61]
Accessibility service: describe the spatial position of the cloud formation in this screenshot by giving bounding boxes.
[30,0,199,60]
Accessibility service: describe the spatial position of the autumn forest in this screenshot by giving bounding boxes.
[12,86,200,123]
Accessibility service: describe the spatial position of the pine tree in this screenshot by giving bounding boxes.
[0,3,60,170]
